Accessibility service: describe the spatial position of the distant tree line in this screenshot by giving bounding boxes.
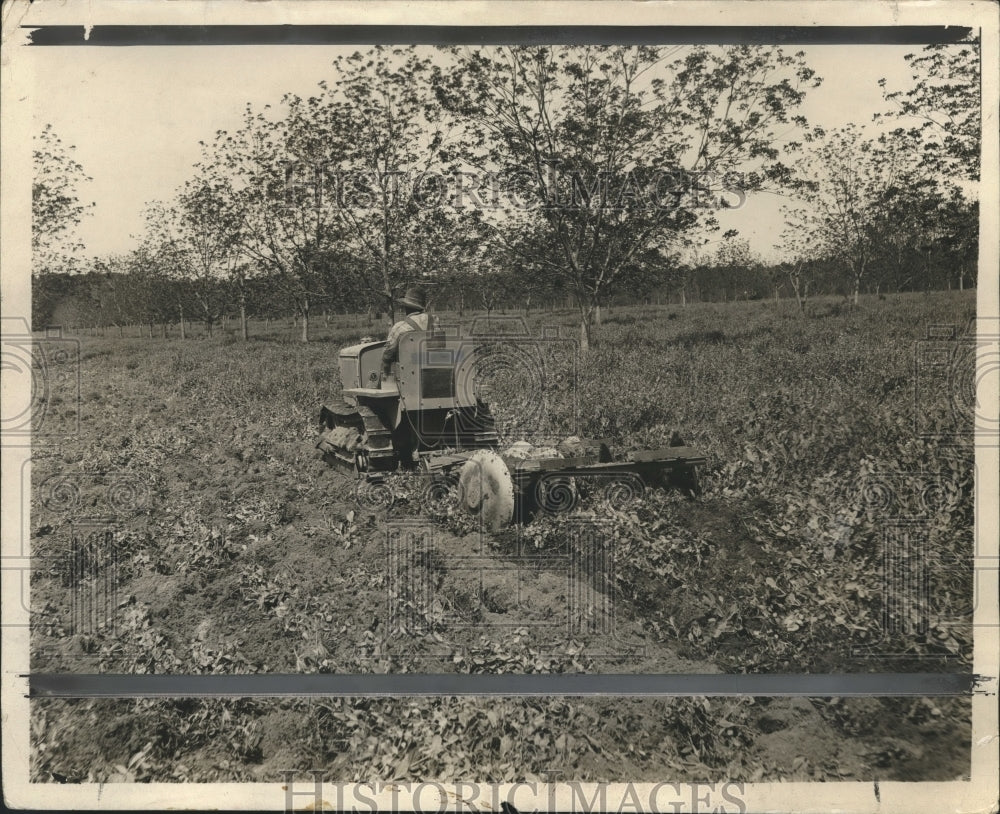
[33,39,979,341]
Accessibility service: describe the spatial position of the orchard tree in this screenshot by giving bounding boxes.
[91,255,143,336]
[139,203,198,339]
[788,125,976,301]
[122,244,175,338]
[32,124,95,274]
[871,37,979,293]
[437,45,821,349]
[89,251,167,337]
[714,231,761,301]
[784,125,928,306]
[432,227,499,317]
[675,232,723,307]
[317,46,468,320]
[867,174,943,293]
[776,211,821,310]
[884,183,977,293]
[228,262,258,340]
[172,178,246,337]
[203,102,344,342]
[932,193,978,291]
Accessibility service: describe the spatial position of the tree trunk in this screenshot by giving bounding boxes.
[300,302,310,343]
[853,279,860,307]
[147,322,154,339]
[240,302,249,341]
[578,298,596,354]
[680,287,687,309]
[594,304,602,327]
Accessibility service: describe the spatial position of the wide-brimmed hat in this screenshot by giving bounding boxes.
[396,286,428,311]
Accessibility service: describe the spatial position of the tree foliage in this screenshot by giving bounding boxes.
[782,123,978,305]
[199,102,345,341]
[879,35,981,181]
[437,44,820,347]
[318,46,468,317]
[31,44,980,335]
[32,124,95,274]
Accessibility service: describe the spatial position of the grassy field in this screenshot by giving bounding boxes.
[30,291,975,782]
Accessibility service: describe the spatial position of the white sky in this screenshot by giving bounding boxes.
[29,43,924,265]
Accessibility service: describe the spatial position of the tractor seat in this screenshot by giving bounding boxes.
[343,365,400,397]
[342,384,399,398]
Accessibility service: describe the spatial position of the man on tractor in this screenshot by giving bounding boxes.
[381,285,439,380]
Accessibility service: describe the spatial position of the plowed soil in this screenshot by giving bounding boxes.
[29,298,973,783]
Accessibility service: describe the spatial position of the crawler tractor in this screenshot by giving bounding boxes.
[318,330,704,529]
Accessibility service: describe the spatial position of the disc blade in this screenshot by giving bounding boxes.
[457,450,515,531]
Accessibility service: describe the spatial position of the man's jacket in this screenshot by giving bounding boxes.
[381,311,439,373]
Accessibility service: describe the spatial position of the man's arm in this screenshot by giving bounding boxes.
[382,323,402,374]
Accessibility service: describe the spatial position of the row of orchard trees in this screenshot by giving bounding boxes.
[777,39,980,308]
[34,40,979,343]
